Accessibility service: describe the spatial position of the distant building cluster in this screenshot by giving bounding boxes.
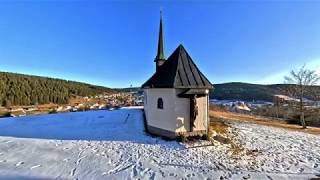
[0,92,144,117]
[210,99,273,113]
[210,94,320,115]
[273,94,318,108]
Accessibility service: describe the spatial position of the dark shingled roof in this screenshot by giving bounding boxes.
[142,44,213,89]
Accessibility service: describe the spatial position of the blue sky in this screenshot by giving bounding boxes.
[0,1,319,88]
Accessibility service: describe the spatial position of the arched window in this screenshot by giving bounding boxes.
[157,98,163,109]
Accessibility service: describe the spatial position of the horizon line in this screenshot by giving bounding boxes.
[0,70,297,89]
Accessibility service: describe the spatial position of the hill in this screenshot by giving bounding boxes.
[0,72,115,106]
[122,82,319,102]
[211,82,320,101]
[211,82,278,101]
[119,83,281,101]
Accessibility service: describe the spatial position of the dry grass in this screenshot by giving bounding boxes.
[210,119,228,134]
[209,104,229,113]
[210,118,245,156]
[229,143,245,156]
[210,110,320,135]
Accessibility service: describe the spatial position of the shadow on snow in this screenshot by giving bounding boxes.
[0,109,175,146]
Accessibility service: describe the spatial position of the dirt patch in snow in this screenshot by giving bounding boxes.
[210,119,245,157]
[210,110,320,135]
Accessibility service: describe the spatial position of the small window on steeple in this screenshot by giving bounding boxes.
[157,98,163,109]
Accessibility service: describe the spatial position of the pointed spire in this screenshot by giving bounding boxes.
[155,10,165,62]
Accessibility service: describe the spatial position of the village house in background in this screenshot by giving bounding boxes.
[142,12,213,139]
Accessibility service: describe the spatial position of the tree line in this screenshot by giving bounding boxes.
[0,72,115,106]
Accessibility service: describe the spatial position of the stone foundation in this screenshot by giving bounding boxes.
[147,125,207,139]
[147,125,176,139]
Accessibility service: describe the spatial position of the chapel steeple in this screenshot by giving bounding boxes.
[155,10,166,71]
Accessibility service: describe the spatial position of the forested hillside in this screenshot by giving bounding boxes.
[119,83,286,102]
[0,72,115,106]
[211,82,320,101]
[211,83,279,101]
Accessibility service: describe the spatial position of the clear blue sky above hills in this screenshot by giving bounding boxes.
[0,1,320,88]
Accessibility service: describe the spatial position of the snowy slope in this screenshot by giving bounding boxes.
[0,108,319,180]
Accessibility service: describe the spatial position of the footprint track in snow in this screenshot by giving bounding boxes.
[131,165,138,177]
[2,140,13,144]
[186,173,195,178]
[78,150,85,158]
[70,168,76,177]
[76,156,87,165]
[15,161,24,166]
[30,165,41,169]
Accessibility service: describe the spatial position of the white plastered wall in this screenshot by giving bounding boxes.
[144,88,208,133]
[144,88,177,132]
[174,89,190,133]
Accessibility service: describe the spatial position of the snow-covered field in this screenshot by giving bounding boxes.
[0,107,319,180]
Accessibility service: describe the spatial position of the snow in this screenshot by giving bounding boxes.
[231,102,251,112]
[274,94,300,102]
[0,108,319,179]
